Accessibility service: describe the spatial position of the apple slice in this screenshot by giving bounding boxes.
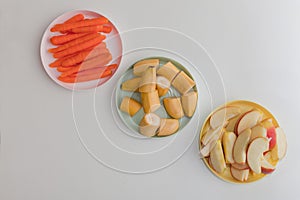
[230,166,249,182]
[270,145,279,161]
[275,127,287,160]
[201,124,224,146]
[222,131,237,164]
[247,137,269,174]
[235,110,263,134]
[226,114,242,132]
[260,118,274,129]
[264,151,278,165]
[210,140,226,173]
[261,157,276,174]
[231,162,249,170]
[233,129,251,164]
[200,128,225,157]
[210,106,241,129]
[200,139,216,158]
[250,125,267,142]
[260,118,277,150]
[267,127,277,150]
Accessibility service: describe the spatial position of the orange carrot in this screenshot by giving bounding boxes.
[60,62,116,78]
[71,25,112,33]
[49,54,77,68]
[77,52,112,70]
[57,66,76,72]
[60,14,85,33]
[75,68,112,78]
[58,68,113,83]
[64,14,84,24]
[51,17,109,32]
[61,43,107,66]
[50,33,87,45]
[74,64,117,76]
[58,71,110,83]
[53,35,106,58]
[59,53,112,77]
[48,33,99,53]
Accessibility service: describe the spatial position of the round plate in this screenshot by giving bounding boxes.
[199,100,279,184]
[115,56,197,138]
[40,10,122,90]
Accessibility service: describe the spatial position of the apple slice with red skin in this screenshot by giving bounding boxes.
[267,127,277,150]
[261,118,277,150]
[261,158,276,174]
[230,166,249,182]
[261,151,276,174]
[231,162,250,170]
[235,110,263,135]
[247,137,269,174]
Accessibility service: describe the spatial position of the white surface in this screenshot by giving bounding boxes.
[1,0,300,199]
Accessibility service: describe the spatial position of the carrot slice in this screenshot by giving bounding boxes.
[50,33,87,45]
[51,17,109,32]
[71,25,112,33]
[60,62,116,78]
[64,14,84,24]
[77,52,112,70]
[57,66,77,72]
[60,14,85,34]
[49,55,73,68]
[61,43,107,66]
[48,33,100,53]
[58,69,112,83]
[53,35,106,58]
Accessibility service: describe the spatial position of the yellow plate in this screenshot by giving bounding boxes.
[199,100,279,184]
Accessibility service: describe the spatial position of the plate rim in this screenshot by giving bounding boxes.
[198,99,280,184]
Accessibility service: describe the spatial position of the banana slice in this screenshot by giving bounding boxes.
[163,97,184,119]
[121,77,141,92]
[157,62,180,82]
[157,118,179,136]
[181,91,197,117]
[139,66,156,93]
[120,97,142,117]
[141,90,160,113]
[139,113,161,137]
[171,71,195,95]
[133,59,159,76]
[156,76,170,97]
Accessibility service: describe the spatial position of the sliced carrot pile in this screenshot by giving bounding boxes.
[47,13,118,84]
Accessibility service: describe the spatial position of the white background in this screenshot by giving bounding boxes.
[1,0,300,199]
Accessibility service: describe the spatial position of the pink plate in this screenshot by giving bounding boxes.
[40,10,122,90]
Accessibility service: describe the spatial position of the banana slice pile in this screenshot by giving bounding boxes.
[119,58,198,137]
[199,101,287,183]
